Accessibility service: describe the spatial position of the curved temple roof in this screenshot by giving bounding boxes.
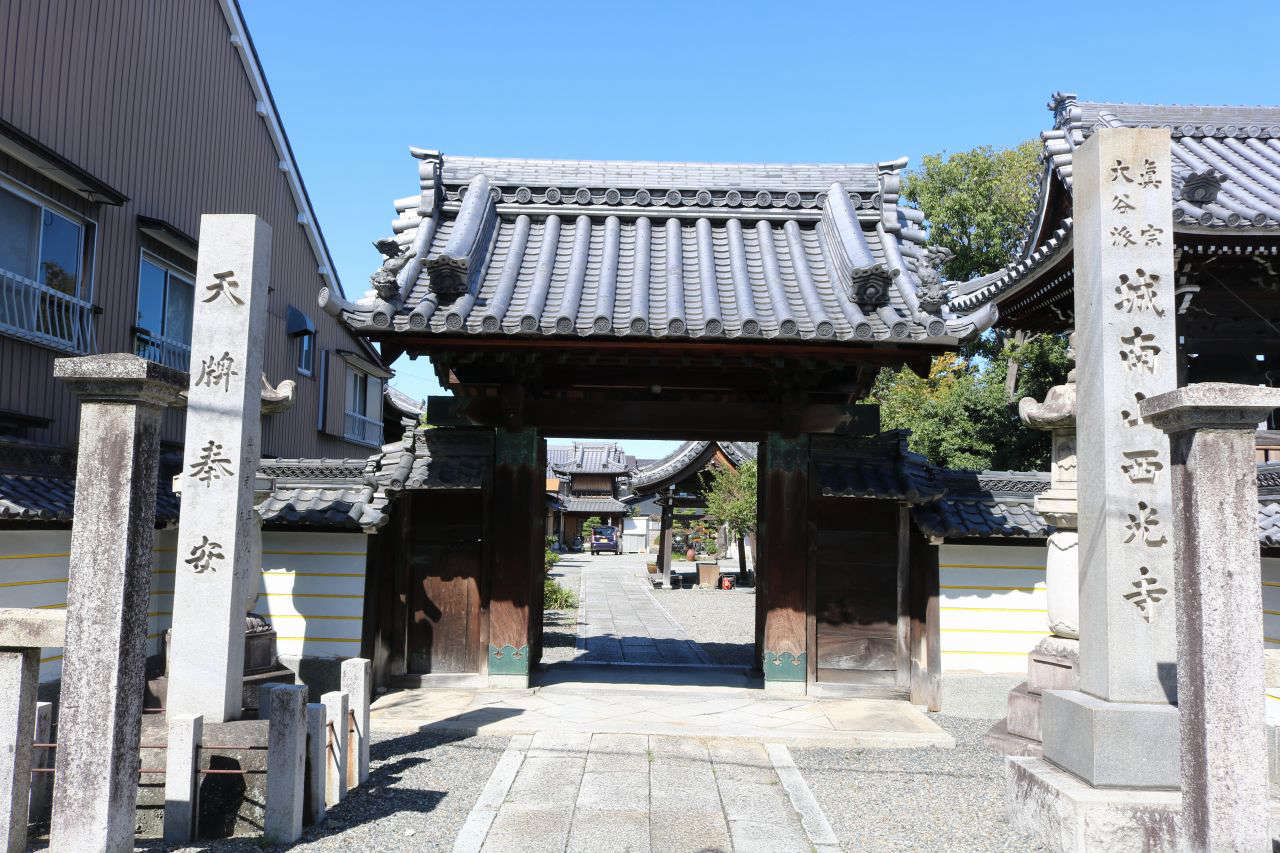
[953,93,1280,315]
[627,440,757,495]
[323,153,997,344]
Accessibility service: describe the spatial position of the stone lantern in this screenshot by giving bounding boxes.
[987,353,1082,754]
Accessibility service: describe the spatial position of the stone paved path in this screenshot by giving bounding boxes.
[573,554,714,666]
[453,731,840,853]
[371,677,953,749]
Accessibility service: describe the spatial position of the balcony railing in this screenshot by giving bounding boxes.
[0,268,96,354]
[343,410,383,447]
[133,329,191,372]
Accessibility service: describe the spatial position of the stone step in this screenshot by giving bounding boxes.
[1006,681,1042,742]
[985,718,1043,758]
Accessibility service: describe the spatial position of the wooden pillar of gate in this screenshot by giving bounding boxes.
[486,426,543,687]
[656,487,675,588]
[759,433,810,693]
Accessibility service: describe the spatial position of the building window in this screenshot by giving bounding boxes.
[134,253,194,371]
[343,366,383,446]
[0,181,96,353]
[296,331,315,376]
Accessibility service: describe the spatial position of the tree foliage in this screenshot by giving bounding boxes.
[871,141,1071,472]
[703,460,757,541]
[870,336,1071,471]
[902,141,1042,282]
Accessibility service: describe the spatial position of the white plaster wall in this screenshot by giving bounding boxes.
[0,529,177,683]
[1264,556,1280,724]
[939,543,1049,674]
[253,531,367,661]
[0,528,366,683]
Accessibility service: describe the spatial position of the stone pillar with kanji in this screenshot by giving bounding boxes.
[166,214,272,722]
[1008,128,1186,850]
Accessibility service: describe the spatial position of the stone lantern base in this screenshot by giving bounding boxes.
[986,636,1079,756]
[1006,756,1182,853]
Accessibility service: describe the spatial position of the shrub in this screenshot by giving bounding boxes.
[544,577,579,611]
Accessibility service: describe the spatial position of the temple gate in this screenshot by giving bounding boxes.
[333,152,997,698]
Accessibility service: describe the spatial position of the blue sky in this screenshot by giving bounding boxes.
[243,0,1280,457]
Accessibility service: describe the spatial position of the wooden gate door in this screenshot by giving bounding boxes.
[406,490,484,674]
[810,497,909,695]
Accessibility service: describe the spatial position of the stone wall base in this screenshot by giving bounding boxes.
[1006,756,1181,853]
[987,637,1079,757]
[486,674,530,689]
[764,679,806,696]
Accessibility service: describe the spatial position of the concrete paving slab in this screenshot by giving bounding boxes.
[566,807,650,853]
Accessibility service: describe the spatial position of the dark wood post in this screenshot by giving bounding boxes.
[908,523,941,711]
[658,487,675,588]
[486,426,541,686]
[759,433,810,693]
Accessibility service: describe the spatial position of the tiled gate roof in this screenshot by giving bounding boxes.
[322,153,997,344]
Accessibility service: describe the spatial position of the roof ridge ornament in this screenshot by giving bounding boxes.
[819,181,896,311]
[426,173,498,302]
[1178,169,1227,205]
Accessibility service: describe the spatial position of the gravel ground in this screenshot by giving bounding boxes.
[792,674,1043,853]
[651,583,756,666]
[150,729,510,852]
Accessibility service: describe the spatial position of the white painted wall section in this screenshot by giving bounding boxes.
[939,543,1049,674]
[0,528,367,683]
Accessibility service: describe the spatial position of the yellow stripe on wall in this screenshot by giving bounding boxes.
[267,614,362,621]
[941,584,1041,592]
[0,553,69,560]
[263,550,365,557]
[0,578,66,588]
[941,628,1047,635]
[261,570,364,578]
[40,654,62,664]
[942,606,1048,614]
[940,564,1044,571]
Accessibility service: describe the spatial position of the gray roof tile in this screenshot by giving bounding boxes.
[324,154,997,344]
[954,93,1280,313]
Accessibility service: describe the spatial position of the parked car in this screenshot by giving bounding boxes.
[589,525,619,555]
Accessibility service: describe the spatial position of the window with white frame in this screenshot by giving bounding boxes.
[297,331,315,375]
[343,365,383,446]
[0,181,96,353]
[134,253,194,371]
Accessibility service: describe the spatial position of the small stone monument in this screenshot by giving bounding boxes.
[987,350,1080,754]
[167,214,272,723]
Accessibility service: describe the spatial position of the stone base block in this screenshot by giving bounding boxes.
[137,715,269,840]
[1006,756,1180,853]
[1006,682,1041,741]
[1028,637,1079,695]
[765,679,807,696]
[1041,690,1179,789]
[984,719,1042,758]
[486,674,530,689]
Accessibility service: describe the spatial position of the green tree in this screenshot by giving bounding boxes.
[871,335,1071,471]
[902,141,1042,283]
[869,140,1070,472]
[580,515,603,540]
[703,460,757,576]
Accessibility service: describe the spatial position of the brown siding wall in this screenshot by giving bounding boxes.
[0,0,380,459]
